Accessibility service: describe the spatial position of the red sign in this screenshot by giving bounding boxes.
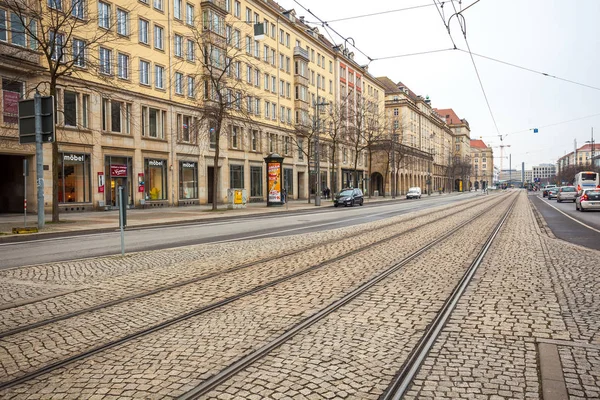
[98,172,105,193]
[3,91,19,124]
[110,164,127,177]
[138,173,145,193]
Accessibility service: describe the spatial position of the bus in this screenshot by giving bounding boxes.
[574,171,600,190]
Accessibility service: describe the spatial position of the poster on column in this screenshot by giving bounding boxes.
[268,162,281,202]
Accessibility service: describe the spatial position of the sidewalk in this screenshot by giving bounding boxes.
[0,195,384,239]
[0,191,471,240]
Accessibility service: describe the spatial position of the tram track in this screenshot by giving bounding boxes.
[0,194,507,392]
[0,194,497,338]
[175,193,519,399]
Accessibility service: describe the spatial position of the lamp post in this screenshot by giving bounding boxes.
[586,127,595,164]
[391,132,398,199]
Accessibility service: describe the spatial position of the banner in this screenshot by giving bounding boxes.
[110,164,127,177]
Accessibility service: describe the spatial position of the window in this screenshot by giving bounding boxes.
[139,60,150,84]
[141,106,165,139]
[155,65,164,89]
[48,0,62,10]
[98,2,110,29]
[153,0,163,11]
[99,47,112,74]
[234,1,240,18]
[251,130,258,151]
[145,159,167,200]
[72,39,86,67]
[254,40,259,57]
[154,25,164,50]
[298,138,304,160]
[209,121,216,149]
[174,0,181,19]
[271,49,276,66]
[116,9,128,35]
[57,153,91,203]
[250,166,262,197]
[230,165,244,189]
[231,125,239,149]
[63,91,77,126]
[263,45,269,62]
[139,19,149,44]
[186,3,194,25]
[72,0,85,18]
[283,135,289,154]
[254,69,260,86]
[0,11,7,42]
[50,31,64,61]
[265,101,270,118]
[245,7,251,23]
[187,76,195,97]
[174,34,183,57]
[264,73,269,90]
[175,72,183,94]
[179,160,198,199]
[10,13,26,47]
[102,99,131,134]
[117,53,129,79]
[186,39,195,61]
[245,36,251,54]
[233,29,240,48]
[280,106,285,122]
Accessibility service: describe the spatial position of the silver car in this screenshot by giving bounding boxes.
[557,186,577,203]
[576,188,600,211]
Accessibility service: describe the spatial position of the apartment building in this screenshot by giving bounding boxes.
[532,163,556,181]
[0,0,384,213]
[435,108,472,191]
[557,143,598,173]
[469,139,493,190]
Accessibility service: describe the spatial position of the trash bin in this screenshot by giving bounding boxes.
[374,190,379,197]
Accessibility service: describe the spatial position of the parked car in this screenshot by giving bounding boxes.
[547,187,559,200]
[543,185,557,197]
[334,188,364,207]
[557,186,577,202]
[575,188,600,212]
[406,187,422,199]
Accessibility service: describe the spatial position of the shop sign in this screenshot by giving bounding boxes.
[138,173,145,193]
[182,162,196,169]
[63,153,85,163]
[3,91,19,124]
[110,164,127,177]
[268,162,281,202]
[148,159,164,167]
[98,172,105,193]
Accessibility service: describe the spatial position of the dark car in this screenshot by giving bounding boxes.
[543,185,557,197]
[334,188,364,207]
[547,187,559,200]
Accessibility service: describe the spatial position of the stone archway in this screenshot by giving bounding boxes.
[371,172,384,196]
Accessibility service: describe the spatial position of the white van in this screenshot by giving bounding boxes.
[406,187,422,199]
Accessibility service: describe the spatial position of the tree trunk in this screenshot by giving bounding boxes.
[211,119,222,211]
[50,82,59,222]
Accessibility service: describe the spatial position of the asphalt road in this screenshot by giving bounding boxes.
[529,192,600,250]
[0,194,480,269]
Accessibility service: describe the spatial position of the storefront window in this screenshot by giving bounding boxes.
[145,158,167,200]
[58,153,91,203]
[105,156,133,206]
[179,161,198,199]
[229,164,243,188]
[284,168,293,195]
[250,166,262,197]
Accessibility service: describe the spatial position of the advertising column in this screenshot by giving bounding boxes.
[264,153,284,207]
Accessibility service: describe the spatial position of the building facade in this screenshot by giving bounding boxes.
[469,139,493,190]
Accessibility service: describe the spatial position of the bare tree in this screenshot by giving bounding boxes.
[4,0,123,221]
[322,94,351,195]
[289,109,317,203]
[183,9,269,210]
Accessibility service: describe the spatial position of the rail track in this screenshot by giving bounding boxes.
[174,193,518,399]
[0,193,509,393]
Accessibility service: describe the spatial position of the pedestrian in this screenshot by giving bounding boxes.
[282,188,287,203]
[325,187,330,199]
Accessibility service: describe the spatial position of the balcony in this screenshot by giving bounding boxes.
[201,0,227,14]
[293,46,309,60]
[0,42,40,68]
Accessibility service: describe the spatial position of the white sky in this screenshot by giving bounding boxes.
[278,0,600,171]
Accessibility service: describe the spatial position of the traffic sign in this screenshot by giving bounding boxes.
[18,96,55,144]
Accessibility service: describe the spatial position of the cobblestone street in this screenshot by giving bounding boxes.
[0,191,598,399]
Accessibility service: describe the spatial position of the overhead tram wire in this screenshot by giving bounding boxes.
[456,49,600,92]
[292,0,375,64]
[371,48,457,62]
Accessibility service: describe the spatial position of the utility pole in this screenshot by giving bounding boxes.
[34,92,45,229]
[314,97,329,207]
[509,153,512,188]
[391,132,396,199]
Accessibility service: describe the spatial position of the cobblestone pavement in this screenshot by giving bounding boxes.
[0,195,507,397]
[1,191,598,399]
[198,193,515,399]
[404,192,600,399]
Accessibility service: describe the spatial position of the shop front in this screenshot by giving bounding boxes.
[58,152,92,204]
[144,158,168,202]
[342,169,364,190]
[179,160,198,203]
[104,156,133,207]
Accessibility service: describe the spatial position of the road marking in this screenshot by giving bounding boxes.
[538,197,600,234]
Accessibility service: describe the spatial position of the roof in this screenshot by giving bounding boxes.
[376,76,401,94]
[434,108,463,125]
[470,139,489,149]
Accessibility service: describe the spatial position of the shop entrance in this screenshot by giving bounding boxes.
[108,177,128,207]
[0,155,27,213]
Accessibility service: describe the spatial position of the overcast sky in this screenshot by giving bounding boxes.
[279,0,600,171]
